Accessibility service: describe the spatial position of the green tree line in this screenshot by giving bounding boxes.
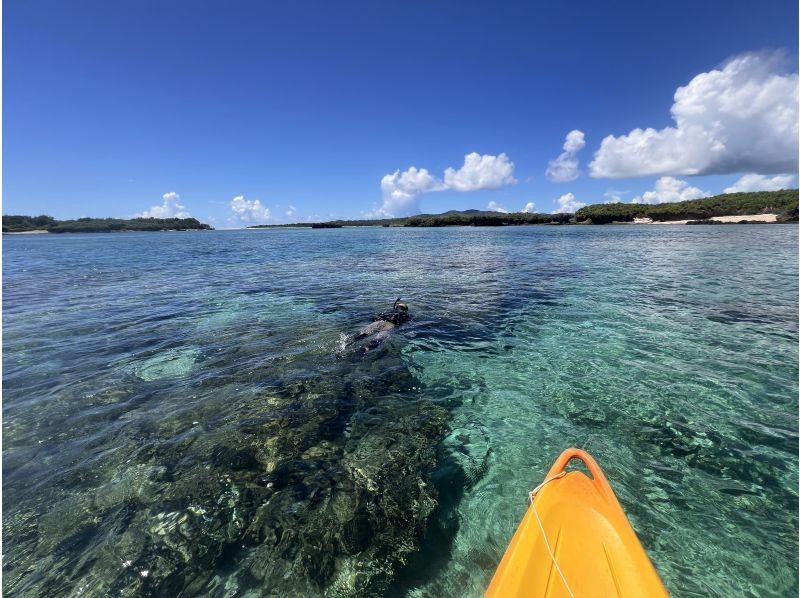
[252,190,798,229]
[3,215,213,233]
[574,190,798,224]
[404,211,571,226]
[250,210,572,228]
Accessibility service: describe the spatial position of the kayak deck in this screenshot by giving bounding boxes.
[486,448,668,597]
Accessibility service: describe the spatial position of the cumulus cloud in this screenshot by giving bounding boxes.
[444,152,517,192]
[522,201,536,213]
[631,177,709,204]
[603,189,629,203]
[546,130,586,182]
[285,205,297,218]
[375,167,443,216]
[374,152,517,217]
[724,173,795,193]
[230,195,271,224]
[487,200,508,213]
[137,191,191,219]
[590,53,799,178]
[553,192,586,213]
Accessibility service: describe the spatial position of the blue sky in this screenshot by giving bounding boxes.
[4,0,798,227]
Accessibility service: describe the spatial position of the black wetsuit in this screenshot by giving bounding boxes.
[374,307,409,325]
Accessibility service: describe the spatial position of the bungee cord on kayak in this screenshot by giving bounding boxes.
[528,471,575,598]
[486,449,668,597]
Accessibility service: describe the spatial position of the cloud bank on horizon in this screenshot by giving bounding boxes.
[134,53,797,223]
[554,193,587,213]
[230,195,271,224]
[589,52,798,179]
[723,173,796,193]
[368,52,796,218]
[631,177,709,205]
[137,192,191,219]
[375,152,517,217]
[486,200,509,213]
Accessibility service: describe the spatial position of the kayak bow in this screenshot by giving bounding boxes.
[486,448,668,597]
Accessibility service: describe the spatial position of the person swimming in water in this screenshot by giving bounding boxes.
[367,298,409,326]
[341,298,410,356]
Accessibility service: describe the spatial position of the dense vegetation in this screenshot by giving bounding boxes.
[251,216,409,228]
[405,210,571,226]
[3,215,213,233]
[252,190,798,229]
[2,215,57,231]
[10,190,794,233]
[251,209,571,228]
[574,190,799,224]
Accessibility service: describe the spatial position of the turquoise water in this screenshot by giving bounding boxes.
[3,226,798,596]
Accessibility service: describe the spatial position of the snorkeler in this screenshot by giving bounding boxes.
[372,298,409,326]
[342,298,410,355]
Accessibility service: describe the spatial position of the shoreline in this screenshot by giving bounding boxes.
[631,213,779,225]
[3,228,214,235]
[4,214,791,234]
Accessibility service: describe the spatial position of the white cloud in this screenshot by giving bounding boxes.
[590,53,799,178]
[285,205,297,218]
[553,192,586,213]
[487,200,508,213]
[382,167,443,201]
[522,201,536,213]
[374,166,443,216]
[230,195,271,224]
[547,155,580,182]
[631,177,709,205]
[374,152,517,217]
[546,130,586,182]
[563,129,586,153]
[723,173,795,193]
[603,189,628,203]
[444,152,517,191]
[137,191,191,219]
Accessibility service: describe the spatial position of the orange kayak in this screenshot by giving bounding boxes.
[486,448,668,597]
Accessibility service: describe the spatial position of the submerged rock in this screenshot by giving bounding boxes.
[634,415,791,498]
[442,423,492,488]
[4,294,458,597]
[5,320,450,597]
[134,348,199,381]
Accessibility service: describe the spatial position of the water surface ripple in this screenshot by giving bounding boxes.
[3,226,798,596]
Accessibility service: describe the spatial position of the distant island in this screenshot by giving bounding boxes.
[3,215,213,233]
[249,190,798,228]
[251,209,574,228]
[5,190,796,233]
[574,189,798,224]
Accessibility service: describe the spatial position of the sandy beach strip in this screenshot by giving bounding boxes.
[638,214,779,225]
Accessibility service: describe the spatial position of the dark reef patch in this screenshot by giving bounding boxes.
[3,325,456,597]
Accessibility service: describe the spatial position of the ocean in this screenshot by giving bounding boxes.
[3,225,798,596]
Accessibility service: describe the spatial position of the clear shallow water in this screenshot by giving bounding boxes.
[3,226,798,597]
